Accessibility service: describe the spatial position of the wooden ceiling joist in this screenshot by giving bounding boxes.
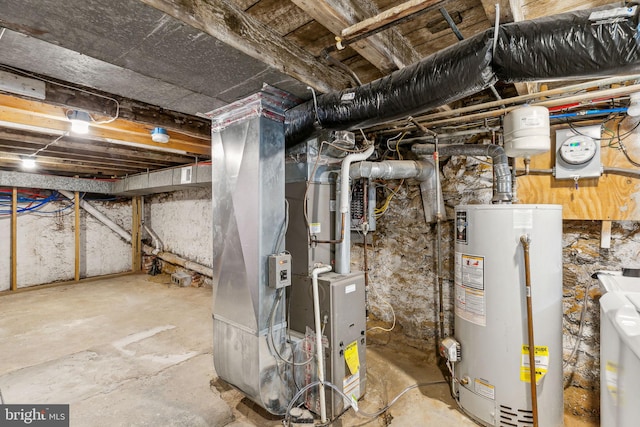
[341,0,444,41]
[291,0,421,74]
[0,94,210,156]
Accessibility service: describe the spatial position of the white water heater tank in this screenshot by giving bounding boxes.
[503,106,550,158]
[454,204,563,427]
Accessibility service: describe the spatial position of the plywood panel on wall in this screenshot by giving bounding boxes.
[517,122,640,220]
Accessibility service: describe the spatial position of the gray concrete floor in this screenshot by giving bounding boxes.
[0,274,591,426]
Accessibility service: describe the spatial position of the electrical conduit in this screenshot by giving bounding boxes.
[312,264,333,423]
[336,144,374,274]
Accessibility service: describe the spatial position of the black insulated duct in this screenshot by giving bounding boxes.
[285,31,496,145]
[494,6,640,82]
[285,6,640,146]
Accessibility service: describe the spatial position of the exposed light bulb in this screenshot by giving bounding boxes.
[21,157,36,169]
[66,110,92,134]
[627,92,640,117]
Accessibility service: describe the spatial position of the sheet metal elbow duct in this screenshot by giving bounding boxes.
[412,144,512,203]
[349,159,445,223]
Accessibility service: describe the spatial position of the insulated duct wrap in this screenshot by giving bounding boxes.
[285,6,640,146]
[285,31,496,145]
[494,7,640,82]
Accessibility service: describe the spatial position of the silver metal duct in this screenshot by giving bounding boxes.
[209,88,298,414]
[412,144,512,203]
[349,159,444,223]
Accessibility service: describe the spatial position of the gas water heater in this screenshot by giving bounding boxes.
[452,205,563,427]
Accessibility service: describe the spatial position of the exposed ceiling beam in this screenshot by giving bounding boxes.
[0,68,211,139]
[138,0,353,93]
[341,0,444,40]
[291,0,421,73]
[0,130,194,164]
[480,0,524,24]
[0,94,210,156]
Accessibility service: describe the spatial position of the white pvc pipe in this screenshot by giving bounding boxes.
[58,190,131,243]
[312,264,332,423]
[336,144,374,274]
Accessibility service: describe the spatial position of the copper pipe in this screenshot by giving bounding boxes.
[313,212,346,244]
[520,235,539,427]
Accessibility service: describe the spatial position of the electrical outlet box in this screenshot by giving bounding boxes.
[268,253,292,288]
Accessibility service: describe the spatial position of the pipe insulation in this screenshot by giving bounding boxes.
[411,144,512,203]
[285,6,640,145]
[58,190,132,243]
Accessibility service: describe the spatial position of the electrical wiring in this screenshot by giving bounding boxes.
[0,190,77,216]
[0,64,120,123]
[283,379,446,426]
[303,139,372,240]
[366,281,396,333]
[374,136,405,218]
[267,288,314,367]
[563,281,594,371]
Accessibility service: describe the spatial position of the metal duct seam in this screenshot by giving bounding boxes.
[411,144,512,203]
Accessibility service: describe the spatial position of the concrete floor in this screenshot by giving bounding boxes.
[0,274,594,426]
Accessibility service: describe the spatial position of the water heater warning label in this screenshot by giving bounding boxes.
[520,345,549,383]
[455,253,486,326]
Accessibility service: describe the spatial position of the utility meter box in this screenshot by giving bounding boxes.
[554,126,602,180]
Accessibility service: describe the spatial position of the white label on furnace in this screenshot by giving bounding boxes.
[475,378,495,400]
[513,209,533,229]
[345,284,356,294]
[310,223,321,234]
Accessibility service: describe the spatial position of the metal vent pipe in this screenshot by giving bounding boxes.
[411,144,512,203]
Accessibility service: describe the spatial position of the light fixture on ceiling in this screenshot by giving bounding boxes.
[66,110,92,134]
[627,92,640,117]
[21,156,36,169]
[151,127,170,143]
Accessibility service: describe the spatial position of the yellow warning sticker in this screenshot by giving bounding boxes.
[344,341,360,375]
[520,345,549,383]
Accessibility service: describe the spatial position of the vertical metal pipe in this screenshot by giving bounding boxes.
[74,191,80,282]
[10,187,17,291]
[520,235,539,427]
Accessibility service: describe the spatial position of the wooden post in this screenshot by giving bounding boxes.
[74,191,80,281]
[131,196,142,272]
[11,187,17,291]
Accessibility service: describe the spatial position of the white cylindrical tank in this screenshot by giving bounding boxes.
[503,106,550,158]
[453,204,563,427]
